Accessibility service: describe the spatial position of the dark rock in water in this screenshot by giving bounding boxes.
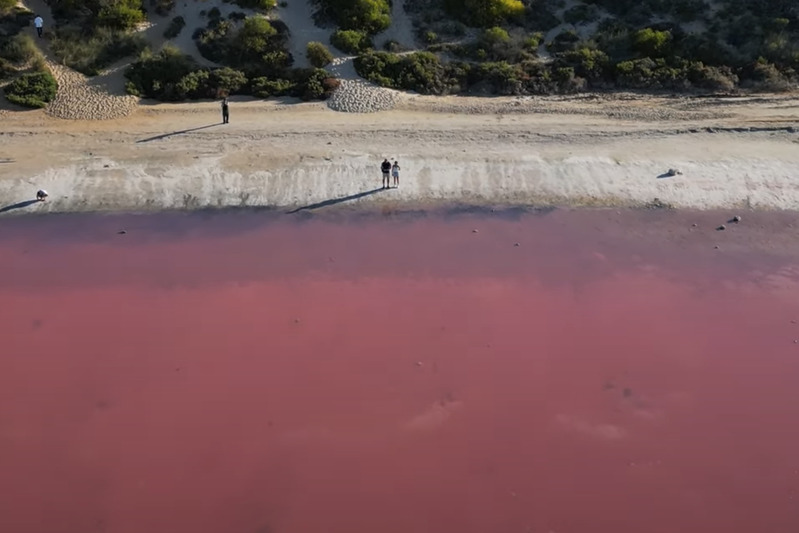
[732,215,741,223]
[117,230,127,235]
[717,225,726,231]
[714,245,720,249]
[472,229,479,233]
[622,388,633,398]
[514,242,520,247]
[691,223,698,227]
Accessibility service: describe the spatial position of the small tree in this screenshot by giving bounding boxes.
[306,41,333,67]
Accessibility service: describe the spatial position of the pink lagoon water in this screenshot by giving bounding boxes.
[0,208,798,533]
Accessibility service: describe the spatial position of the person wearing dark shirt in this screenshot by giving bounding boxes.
[381,159,391,189]
[221,97,229,124]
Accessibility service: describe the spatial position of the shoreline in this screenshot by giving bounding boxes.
[2,94,799,216]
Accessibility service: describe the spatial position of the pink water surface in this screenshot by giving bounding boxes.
[1,209,798,533]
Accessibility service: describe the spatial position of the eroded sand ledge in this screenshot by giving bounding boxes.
[1,95,799,214]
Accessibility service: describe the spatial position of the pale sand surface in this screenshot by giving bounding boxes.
[1,93,799,215]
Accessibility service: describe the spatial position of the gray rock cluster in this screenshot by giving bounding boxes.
[326,78,402,113]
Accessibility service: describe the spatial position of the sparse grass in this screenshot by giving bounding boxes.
[50,27,147,76]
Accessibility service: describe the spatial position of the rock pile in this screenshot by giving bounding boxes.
[326,78,402,113]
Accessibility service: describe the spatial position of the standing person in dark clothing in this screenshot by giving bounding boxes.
[381,159,391,189]
[221,97,229,124]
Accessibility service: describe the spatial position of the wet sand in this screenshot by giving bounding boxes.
[1,208,799,533]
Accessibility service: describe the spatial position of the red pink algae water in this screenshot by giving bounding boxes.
[0,208,798,533]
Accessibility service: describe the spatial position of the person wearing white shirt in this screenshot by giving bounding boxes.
[34,15,43,38]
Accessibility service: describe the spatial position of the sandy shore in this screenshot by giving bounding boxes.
[1,93,799,215]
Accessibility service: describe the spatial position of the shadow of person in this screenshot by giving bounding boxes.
[0,199,40,214]
[287,188,386,213]
[136,124,220,143]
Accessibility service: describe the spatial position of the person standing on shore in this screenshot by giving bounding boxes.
[34,15,43,38]
[381,159,391,189]
[221,97,229,124]
[392,161,400,188]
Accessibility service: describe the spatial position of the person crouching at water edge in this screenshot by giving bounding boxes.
[381,158,391,189]
[36,189,48,201]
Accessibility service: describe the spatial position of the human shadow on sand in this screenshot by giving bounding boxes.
[136,124,220,143]
[0,199,39,213]
[287,188,386,213]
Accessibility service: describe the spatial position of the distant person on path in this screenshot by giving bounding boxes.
[392,161,400,188]
[34,15,43,38]
[36,189,48,201]
[381,159,391,189]
[221,97,229,124]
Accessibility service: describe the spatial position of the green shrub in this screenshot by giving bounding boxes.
[4,70,57,108]
[317,0,390,34]
[293,68,339,100]
[355,50,462,94]
[306,41,333,67]
[196,16,291,76]
[51,27,147,76]
[444,0,525,28]
[231,0,277,9]
[124,45,199,100]
[251,76,294,97]
[0,0,18,12]
[98,0,145,30]
[330,29,371,54]
[424,31,438,44]
[163,16,186,39]
[632,28,672,57]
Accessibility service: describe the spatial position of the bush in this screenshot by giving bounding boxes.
[632,28,672,57]
[208,7,221,19]
[293,68,339,100]
[163,16,186,39]
[196,16,292,76]
[124,45,199,100]
[251,76,294,97]
[4,70,57,108]
[231,0,277,9]
[97,0,145,30]
[0,0,17,12]
[355,50,462,94]
[444,0,525,28]
[317,0,390,34]
[306,41,333,67]
[330,29,371,54]
[50,27,147,76]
